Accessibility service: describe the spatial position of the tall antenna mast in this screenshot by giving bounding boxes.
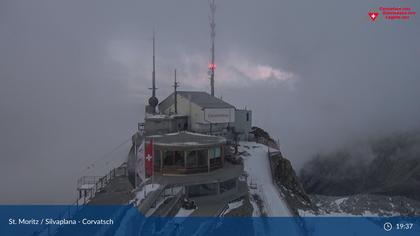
[148,31,159,113]
[209,0,216,96]
[172,69,179,114]
[152,30,156,98]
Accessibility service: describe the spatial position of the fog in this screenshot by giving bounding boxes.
[0,0,419,203]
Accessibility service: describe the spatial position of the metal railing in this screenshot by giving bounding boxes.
[35,164,129,236]
[76,163,128,205]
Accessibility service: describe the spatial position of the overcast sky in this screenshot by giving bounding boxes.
[1,0,419,203]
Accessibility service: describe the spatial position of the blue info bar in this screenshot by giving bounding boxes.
[0,205,419,236]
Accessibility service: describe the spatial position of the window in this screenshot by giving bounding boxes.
[246,112,249,122]
[154,150,161,169]
[174,151,185,167]
[197,149,207,167]
[163,151,174,165]
[186,150,197,168]
[208,149,214,159]
[186,150,208,168]
[208,146,221,159]
[214,147,221,158]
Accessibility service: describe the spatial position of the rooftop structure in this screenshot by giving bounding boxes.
[143,114,188,135]
[159,91,234,111]
[157,91,235,135]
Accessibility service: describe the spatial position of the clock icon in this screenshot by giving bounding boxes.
[384,222,393,232]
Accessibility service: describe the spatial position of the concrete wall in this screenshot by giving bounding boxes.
[144,116,188,135]
[162,94,202,131]
[161,94,234,134]
[144,118,171,135]
[234,109,252,140]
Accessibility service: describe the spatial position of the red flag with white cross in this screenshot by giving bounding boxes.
[145,139,154,177]
[368,11,379,21]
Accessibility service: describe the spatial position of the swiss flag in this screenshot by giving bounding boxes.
[368,12,379,21]
[145,139,154,177]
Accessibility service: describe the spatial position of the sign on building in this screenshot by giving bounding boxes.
[204,108,235,123]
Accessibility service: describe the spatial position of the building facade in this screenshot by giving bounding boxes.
[148,132,245,199]
[233,109,252,141]
[151,132,225,174]
[158,91,235,135]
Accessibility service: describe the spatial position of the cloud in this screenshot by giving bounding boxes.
[222,52,295,83]
[107,41,297,94]
[105,39,151,99]
[175,52,297,89]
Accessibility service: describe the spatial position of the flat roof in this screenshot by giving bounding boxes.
[178,91,235,109]
[149,131,225,149]
[159,91,235,111]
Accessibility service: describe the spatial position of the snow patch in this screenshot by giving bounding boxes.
[221,199,244,216]
[133,183,160,205]
[334,197,348,206]
[175,207,195,217]
[173,207,196,224]
[239,141,291,217]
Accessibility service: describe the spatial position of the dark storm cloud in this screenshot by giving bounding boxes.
[0,0,419,203]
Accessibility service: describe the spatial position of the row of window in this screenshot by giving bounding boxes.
[153,147,221,169]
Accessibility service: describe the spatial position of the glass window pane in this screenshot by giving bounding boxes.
[174,151,185,167]
[186,150,197,168]
[154,150,161,168]
[197,149,207,167]
[214,147,221,158]
[164,151,174,165]
[208,148,215,159]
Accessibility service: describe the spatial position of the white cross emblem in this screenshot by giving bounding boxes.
[146,154,152,161]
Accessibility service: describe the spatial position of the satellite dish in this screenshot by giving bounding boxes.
[148,96,159,107]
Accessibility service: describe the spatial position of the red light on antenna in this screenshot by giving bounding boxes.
[208,63,216,69]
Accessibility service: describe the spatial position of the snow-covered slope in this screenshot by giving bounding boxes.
[239,142,292,216]
[299,194,420,216]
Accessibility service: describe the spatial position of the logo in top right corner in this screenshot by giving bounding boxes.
[368,11,379,21]
[369,7,416,22]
